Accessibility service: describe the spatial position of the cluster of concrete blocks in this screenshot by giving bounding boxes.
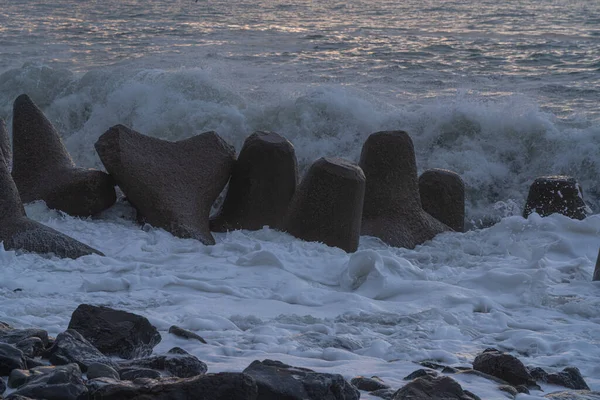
[1,94,597,279]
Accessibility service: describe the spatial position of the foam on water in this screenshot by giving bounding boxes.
[1,63,599,225]
[1,202,598,398]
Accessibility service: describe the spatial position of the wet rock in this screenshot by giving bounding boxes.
[523,176,589,220]
[530,366,590,390]
[87,372,258,400]
[392,375,480,400]
[116,347,206,378]
[0,374,5,394]
[0,343,27,375]
[418,361,448,370]
[359,131,451,249]
[46,329,116,372]
[243,359,359,400]
[498,385,518,396]
[120,367,162,380]
[544,391,600,399]
[371,388,396,400]
[15,337,44,358]
[593,247,600,281]
[211,131,298,232]
[24,356,45,369]
[8,363,87,400]
[9,366,56,389]
[472,349,534,387]
[11,94,116,216]
[0,118,10,169]
[87,362,120,380]
[0,326,48,347]
[0,148,103,258]
[95,124,235,244]
[419,168,465,232]
[68,304,161,359]
[350,376,390,391]
[168,325,207,344]
[403,369,439,380]
[283,157,365,253]
[295,332,361,351]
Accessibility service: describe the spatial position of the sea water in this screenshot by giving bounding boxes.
[0,0,599,398]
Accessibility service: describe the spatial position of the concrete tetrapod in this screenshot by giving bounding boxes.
[95,125,236,245]
[11,94,116,217]
[523,176,588,220]
[0,149,103,258]
[283,157,365,253]
[0,118,10,170]
[210,131,298,232]
[419,168,465,232]
[359,131,451,249]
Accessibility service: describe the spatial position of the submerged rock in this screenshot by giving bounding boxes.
[11,94,116,216]
[283,157,365,253]
[523,176,589,220]
[544,391,600,399]
[168,325,207,344]
[529,366,590,390]
[211,131,298,232]
[419,168,465,232]
[95,124,235,244]
[243,359,359,400]
[68,304,161,359]
[359,131,451,249]
[351,376,390,391]
[87,372,258,400]
[0,148,102,258]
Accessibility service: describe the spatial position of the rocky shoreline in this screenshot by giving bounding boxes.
[0,304,597,400]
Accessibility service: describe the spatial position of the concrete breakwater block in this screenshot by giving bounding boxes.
[523,176,588,220]
[0,118,11,170]
[11,94,116,217]
[359,131,451,249]
[419,168,465,232]
[211,131,298,232]
[0,150,102,258]
[283,157,365,253]
[95,125,235,245]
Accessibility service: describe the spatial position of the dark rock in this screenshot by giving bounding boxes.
[523,176,589,220]
[15,337,44,358]
[95,124,235,244]
[46,329,116,371]
[120,367,162,380]
[9,363,87,400]
[350,376,389,391]
[472,349,534,387]
[442,366,459,373]
[0,148,103,258]
[283,157,365,253]
[243,359,359,400]
[68,304,161,359]
[419,168,465,232]
[0,326,48,347]
[295,332,361,351]
[516,385,530,394]
[403,369,439,380]
[593,248,600,281]
[498,385,518,396]
[392,375,480,400]
[9,366,55,389]
[418,361,448,370]
[87,372,258,400]
[86,362,120,380]
[0,374,5,394]
[211,131,298,232]
[168,325,207,344]
[5,395,36,400]
[359,131,451,249]
[0,343,27,375]
[11,94,116,216]
[532,366,590,390]
[371,388,396,400]
[456,368,513,385]
[116,347,207,378]
[545,391,600,399]
[24,356,45,369]
[0,118,10,170]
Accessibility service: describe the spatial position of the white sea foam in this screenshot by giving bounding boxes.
[1,203,598,398]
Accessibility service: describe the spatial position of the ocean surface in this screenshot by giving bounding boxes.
[1,0,599,398]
